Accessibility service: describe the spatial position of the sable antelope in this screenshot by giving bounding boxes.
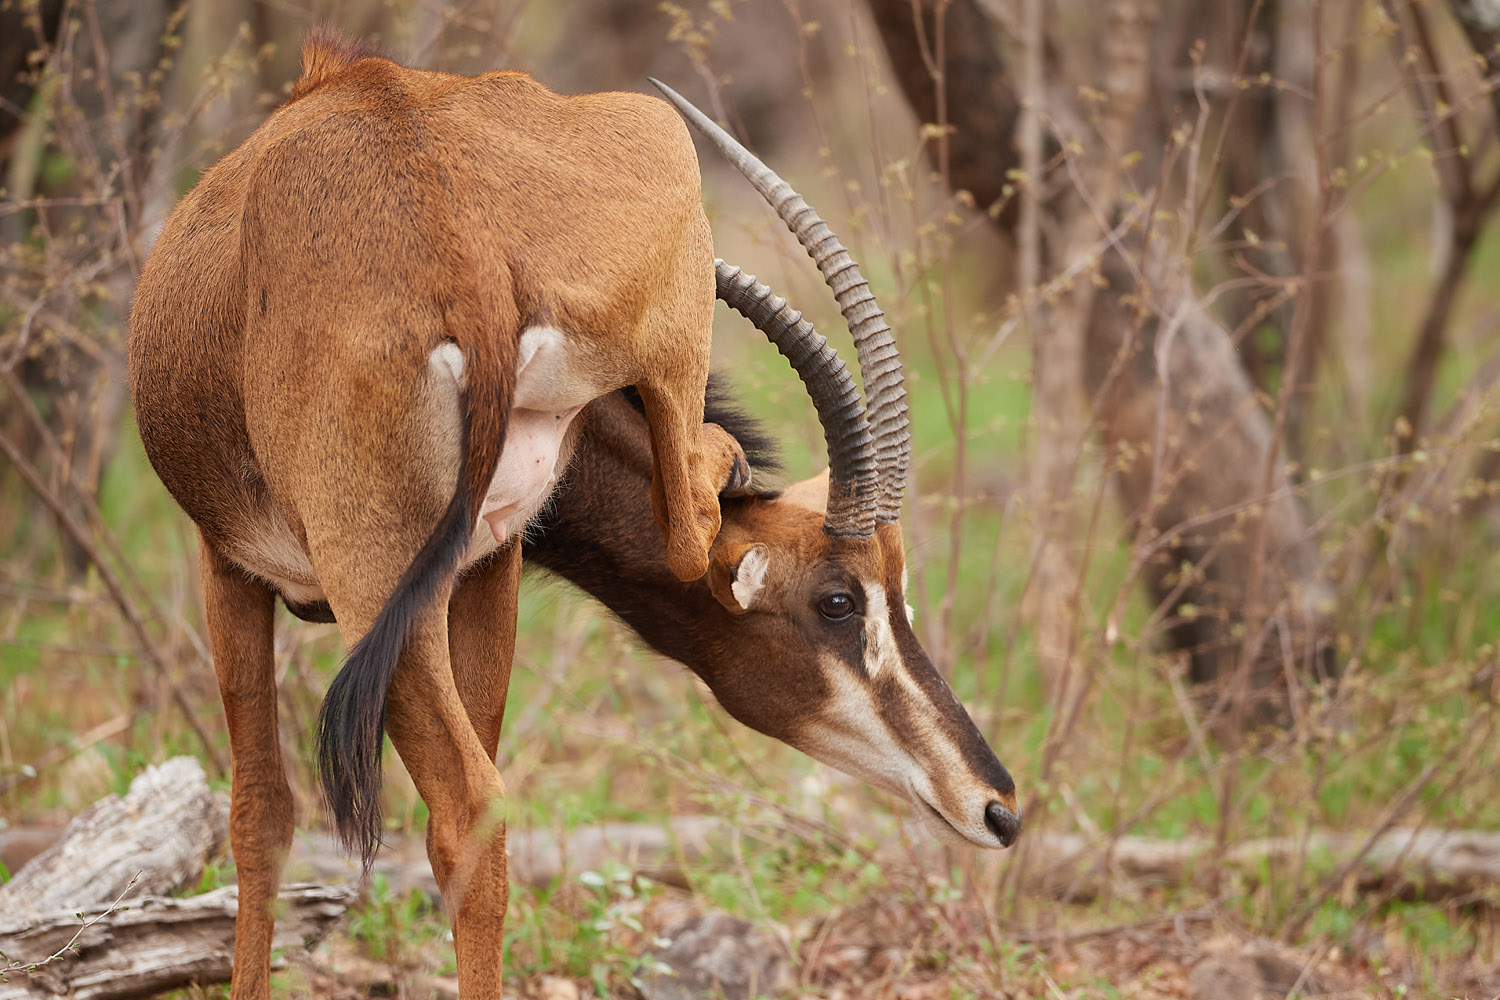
[127,31,1018,1000]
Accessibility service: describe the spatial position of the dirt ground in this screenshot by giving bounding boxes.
[283,889,1500,1000]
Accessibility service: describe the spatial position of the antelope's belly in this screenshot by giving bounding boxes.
[223,398,585,610]
[463,323,605,553]
[477,403,583,543]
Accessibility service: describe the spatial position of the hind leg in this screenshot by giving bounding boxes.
[385,610,509,999]
[404,540,524,979]
[316,554,509,1000]
[449,543,521,759]
[199,537,292,1000]
[637,370,748,581]
[305,514,509,1000]
[440,543,523,896]
[292,445,509,996]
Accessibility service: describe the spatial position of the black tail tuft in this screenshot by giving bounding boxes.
[315,415,475,870]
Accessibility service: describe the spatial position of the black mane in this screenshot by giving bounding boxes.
[620,372,781,475]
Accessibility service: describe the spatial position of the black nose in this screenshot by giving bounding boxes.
[985,801,1022,848]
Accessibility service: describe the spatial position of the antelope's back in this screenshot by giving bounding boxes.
[129,51,710,548]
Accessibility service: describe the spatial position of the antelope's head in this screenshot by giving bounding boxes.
[654,82,1021,849]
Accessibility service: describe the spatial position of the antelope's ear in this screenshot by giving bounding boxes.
[709,542,770,614]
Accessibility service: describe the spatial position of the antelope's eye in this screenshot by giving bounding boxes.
[818,592,856,621]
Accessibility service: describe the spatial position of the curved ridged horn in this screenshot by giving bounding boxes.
[651,78,911,523]
[716,259,877,537]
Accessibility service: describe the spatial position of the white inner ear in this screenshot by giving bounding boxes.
[731,545,770,610]
[901,565,915,624]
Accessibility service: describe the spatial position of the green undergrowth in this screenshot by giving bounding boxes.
[8,16,1500,997]
[6,280,1500,992]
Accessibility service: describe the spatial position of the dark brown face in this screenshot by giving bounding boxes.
[703,483,1021,849]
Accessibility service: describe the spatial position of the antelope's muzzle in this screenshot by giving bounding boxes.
[984,800,1022,848]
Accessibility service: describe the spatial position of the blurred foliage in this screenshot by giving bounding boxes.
[2,0,1500,996]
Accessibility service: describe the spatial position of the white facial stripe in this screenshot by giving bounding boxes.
[843,577,1006,846]
[731,545,770,609]
[862,582,897,679]
[799,652,997,848]
[898,565,916,624]
[804,652,919,795]
[886,660,997,837]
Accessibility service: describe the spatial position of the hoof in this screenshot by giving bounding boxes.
[720,449,753,498]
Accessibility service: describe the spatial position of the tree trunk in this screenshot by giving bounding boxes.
[865,0,1335,706]
[1086,250,1335,699]
[0,0,64,160]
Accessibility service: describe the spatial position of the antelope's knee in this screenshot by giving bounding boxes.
[425,773,507,879]
[665,521,716,582]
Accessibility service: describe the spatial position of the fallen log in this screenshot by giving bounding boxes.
[8,808,1499,906]
[0,757,224,920]
[281,816,730,895]
[1026,829,1500,901]
[0,883,355,1000]
[266,820,1500,905]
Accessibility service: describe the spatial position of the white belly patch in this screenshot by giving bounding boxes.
[449,324,605,546]
[478,403,582,541]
